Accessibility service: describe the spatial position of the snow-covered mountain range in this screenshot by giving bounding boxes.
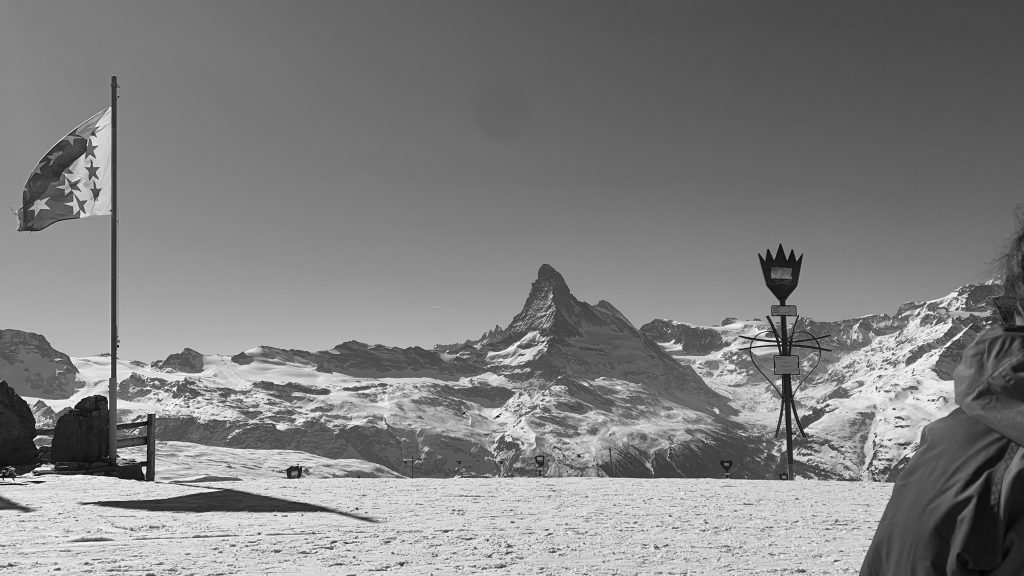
[12,265,1001,480]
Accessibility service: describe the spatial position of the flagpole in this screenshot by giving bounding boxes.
[108,75,119,463]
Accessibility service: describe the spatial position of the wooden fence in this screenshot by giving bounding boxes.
[35,413,156,481]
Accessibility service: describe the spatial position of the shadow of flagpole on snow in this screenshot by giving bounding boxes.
[84,483,379,522]
[0,494,33,513]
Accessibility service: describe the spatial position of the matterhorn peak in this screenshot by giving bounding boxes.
[537,263,567,284]
[533,264,573,302]
[500,264,581,339]
[498,265,647,344]
[484,264,729,415]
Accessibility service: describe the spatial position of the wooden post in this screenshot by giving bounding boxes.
[145,413,155,481]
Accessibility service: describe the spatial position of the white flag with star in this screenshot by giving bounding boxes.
[18,108,112,231]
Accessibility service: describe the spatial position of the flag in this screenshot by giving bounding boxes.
[18,108,112,232]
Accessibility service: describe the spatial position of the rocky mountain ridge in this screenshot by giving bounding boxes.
[6,266,1004,480]
[0,329,78,399]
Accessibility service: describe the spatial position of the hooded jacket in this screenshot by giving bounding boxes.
[861,325,1024,576]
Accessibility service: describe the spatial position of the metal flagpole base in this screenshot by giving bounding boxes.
[108,376,118,463]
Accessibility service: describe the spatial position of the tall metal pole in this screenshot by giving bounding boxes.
[108,75,119,463]
[780,314,794,480]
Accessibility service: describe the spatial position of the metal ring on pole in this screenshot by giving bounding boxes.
[790,331,825,394]
[745,331,782,397]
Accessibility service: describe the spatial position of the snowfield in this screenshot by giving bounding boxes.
[1,476,892,575]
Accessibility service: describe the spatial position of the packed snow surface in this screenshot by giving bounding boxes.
[1,476,892,575]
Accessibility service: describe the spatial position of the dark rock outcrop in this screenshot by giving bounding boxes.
[154,348,205,373]
[318,341,452,376]
[800,314,901,355]
[0,329,79,399]
[0,380,38,465]
[51,395,109,463]
[435,325,506,350]
[640,320,727,355]
[241,343,482,379]
[252,380,331,397]
[118,373,169,401]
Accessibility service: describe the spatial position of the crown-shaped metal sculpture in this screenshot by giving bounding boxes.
[758,244,803,304]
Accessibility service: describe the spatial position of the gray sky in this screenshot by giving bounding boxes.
[1,0,1023,361]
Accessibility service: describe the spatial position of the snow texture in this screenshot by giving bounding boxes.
[0,475,891,575]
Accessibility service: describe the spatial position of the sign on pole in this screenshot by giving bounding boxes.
[771,305,798,317]
[773,355,801,375]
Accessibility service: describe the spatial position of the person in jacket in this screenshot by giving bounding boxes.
[860,226,1024,576]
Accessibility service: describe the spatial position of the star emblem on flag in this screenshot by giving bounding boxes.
[28,197,50,217]
[18,108,113,231]
[64,194,88,216]
[56,174,81,196]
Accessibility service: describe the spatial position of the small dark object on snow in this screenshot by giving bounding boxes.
[0,466,16,481]
[286,465,303,479]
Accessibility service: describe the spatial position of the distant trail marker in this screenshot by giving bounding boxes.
[720,460,733,479]
[403,456,422,479]
[740,245,832,481]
